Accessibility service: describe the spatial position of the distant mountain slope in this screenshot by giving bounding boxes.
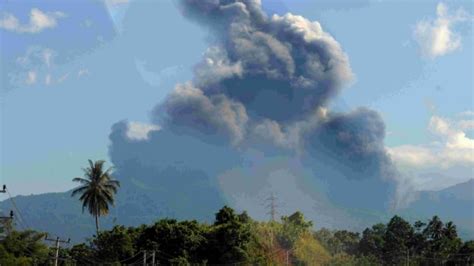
[0,191,95,241]
[1,179,473,242]
[399,179,474,239]
[437,178,474,201]
[0,173,224,242]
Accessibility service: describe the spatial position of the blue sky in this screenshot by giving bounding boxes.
[1,0,472,197]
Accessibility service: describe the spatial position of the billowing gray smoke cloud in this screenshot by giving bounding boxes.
[305,108,394,180]
[109,0,398,226]
[302,108,397,210]
[168,0,353,124]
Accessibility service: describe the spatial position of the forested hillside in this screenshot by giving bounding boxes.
[1,206,473,265]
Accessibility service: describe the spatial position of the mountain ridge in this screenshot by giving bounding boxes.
[1,178,473,242]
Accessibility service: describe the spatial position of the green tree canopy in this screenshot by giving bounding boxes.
[383,215,414,264]
[71,159,120,236]
[279,211,313,249]
[0,230,49,266]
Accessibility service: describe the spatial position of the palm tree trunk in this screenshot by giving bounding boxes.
[95,214,99,236]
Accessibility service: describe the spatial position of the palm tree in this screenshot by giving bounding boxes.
[71,160,120,236]
[443,222,458,239]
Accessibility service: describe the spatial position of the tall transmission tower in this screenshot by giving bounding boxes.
[265,192,278,221]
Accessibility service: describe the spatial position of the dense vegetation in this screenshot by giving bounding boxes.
[1,161,472,265]
[1,206,473,265]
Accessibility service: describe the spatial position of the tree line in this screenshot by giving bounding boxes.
[1,207,473,265]
[1,160,473,265]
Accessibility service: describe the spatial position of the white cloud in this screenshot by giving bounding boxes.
[388,145,438,167]
[15,47,56,86]
[126,121,160,140]
[82,19,93,28]
[429,115,474,150]
[388,113,474,190]
[43,50,54,68]
[458,120,474,131]
[57,73,70,84]
[26,71,37,85]
[13,47,87,87]
[413,2,470,58]
[458,110,474,117]
[77,68,89,78]
[135,59,182,86]
[429,115,450,135]
[17,48,57,71]
[105,0,129,6]
[388,143,473,170]
[0,8,65,34]
[45,74,52,85]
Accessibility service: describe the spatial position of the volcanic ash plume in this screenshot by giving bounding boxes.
[109,0,398,228]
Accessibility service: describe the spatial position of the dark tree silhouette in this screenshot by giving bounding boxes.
[71,160,120,236]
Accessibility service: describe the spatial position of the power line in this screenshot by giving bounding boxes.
[5,186,32,229]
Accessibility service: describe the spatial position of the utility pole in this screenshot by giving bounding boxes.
[143,250,147,266]
[406,249,410,266]
[0,210,13,220]
[45,235,70,266]
[0,210,14,238]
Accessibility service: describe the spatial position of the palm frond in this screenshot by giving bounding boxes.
[103,166,114,176]
[72,160,120,227]
[71,185,89,197]
[88,159,94,169]
[95,160,106,173]
[72,177,90,184]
